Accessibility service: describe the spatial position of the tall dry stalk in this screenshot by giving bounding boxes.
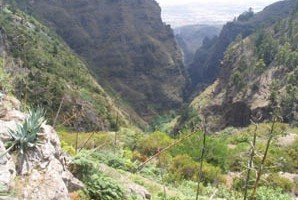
[158,150,167,200]
[196,116,207,200]
[249,118,276,200]
[243,120,258,200]
[53,96,64,128]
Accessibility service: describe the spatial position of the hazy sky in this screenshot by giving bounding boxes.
[155,0,281,27]
[156,0,280,7]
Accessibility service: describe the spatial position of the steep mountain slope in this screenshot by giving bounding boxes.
[188,0,297,92]
[182,4,298,131]
[0,5,138,131]
[14,0,188,120]
[174,24,221,66]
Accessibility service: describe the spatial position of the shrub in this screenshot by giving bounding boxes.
[132,151,147,162]
[170,132,201,161]
[169,154,225,185]
[171,132,229,171]
[85,174,124,200]
[204,184,242,200]
[0,58,13,93]
[71,150,124,200]
[254,186,291,200]
[228,143,250,172]
[121,128,144,150]
[137,131,173,156]
[139,163,161,179]
[70,150,96,180]
[286,138,298,173]
[92,151,137,172]
[255,59,266,73]
[205,138,229,171]
[231,71,244,89]
[202,162,225,186]
[170,154,198,181]
[267,174,294,192]
[60,140,76,156]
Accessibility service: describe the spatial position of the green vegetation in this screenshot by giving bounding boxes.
[71,151,125,200]
[181,5,298,131]
[237,8,254,22]
[1,1,298,200]
[13,0,188,119]
[0,57,13,93]
[56,121,297,200]
[137,131,173,157]
[0,5,128,131]
[1,107,45,156]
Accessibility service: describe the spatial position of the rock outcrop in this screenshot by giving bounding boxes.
[0,96,83,200]
[174,24,221,67]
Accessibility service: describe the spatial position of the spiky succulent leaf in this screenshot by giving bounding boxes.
[4,107,46,155]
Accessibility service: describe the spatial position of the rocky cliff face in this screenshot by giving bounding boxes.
[0,96,83,199]
[174,24,221,67]
[188,0,297,93]
[185,7,298,131]
[14,0,188,120]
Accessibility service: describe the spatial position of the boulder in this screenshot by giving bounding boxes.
[0,96,20,119]
[15,124,84,200]
[0,141,16,193]
[127,183,151,200]
[0,96,84,200]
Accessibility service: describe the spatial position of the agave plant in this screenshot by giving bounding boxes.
[1,107,46,157]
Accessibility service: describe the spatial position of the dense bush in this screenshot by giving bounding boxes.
[60,140,76,156]
[71,151,125,200]
[171,132,229,171]
[169,154,198,181]
[168,154,225,185]
[254,186,292,200]
[0,58,13,93]
[267,174,294,192]
[201,162,225,186]
[286,138,298,173]
[137,131,173,156]
[92,151,137,172]
[85,174,124,200]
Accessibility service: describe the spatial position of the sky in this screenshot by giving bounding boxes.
[155,0,281,27]
[156,0,279,6]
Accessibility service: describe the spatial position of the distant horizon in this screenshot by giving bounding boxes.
[156,0,281,27]
[156,0,281,6]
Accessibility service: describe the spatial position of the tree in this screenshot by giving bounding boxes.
[238,8,254,22]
